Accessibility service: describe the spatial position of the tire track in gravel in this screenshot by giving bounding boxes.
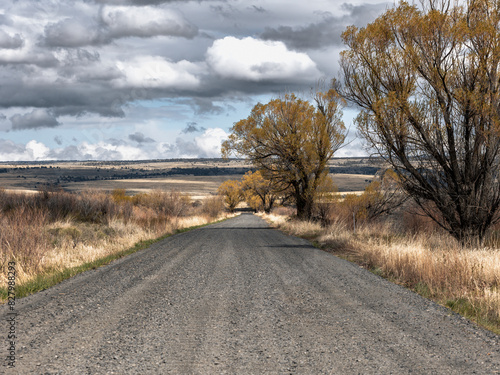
[1,213,499,374]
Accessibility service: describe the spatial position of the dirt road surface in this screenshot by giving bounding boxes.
[2,213,499,374]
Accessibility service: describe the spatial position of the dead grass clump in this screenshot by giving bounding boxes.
[0,207,49,282]
[202,195,225,219]
[76,190,118,224]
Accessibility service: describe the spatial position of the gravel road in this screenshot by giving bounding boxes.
[2,213,499,374]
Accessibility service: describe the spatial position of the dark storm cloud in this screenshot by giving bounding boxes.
[0,80,126,118]
[128,131,155,143]
[10,109,60,130]
[260,2,389,50]
[182,122,206,133]
[0,30,23,49]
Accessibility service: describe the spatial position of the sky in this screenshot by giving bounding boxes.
[0,0,390,161]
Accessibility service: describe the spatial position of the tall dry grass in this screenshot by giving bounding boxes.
[262,203,500,334]
[0,188,227,289]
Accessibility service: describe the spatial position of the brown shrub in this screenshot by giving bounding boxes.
[76,190,118,225]
[201,196,224,219]
[0,206,49,273]
[135,189,191,218]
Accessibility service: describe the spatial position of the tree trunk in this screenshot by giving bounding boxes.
[296,192,314,220]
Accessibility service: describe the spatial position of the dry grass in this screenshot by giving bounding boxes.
[0,188,229,290]
[261,209,500,334]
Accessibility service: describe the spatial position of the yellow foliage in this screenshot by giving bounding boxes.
[222,87,346,219]
[217,180,243,212]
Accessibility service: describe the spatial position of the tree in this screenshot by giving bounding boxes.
[241,171,278,213]
[222,88,346,219]
[362,169,408,220]
[217,180,243,212]
[340,0,500,244]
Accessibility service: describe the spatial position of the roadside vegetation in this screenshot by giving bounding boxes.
[259,178,500,334]
[0,187,226,299]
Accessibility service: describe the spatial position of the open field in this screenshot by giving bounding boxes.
[0,157,386,196]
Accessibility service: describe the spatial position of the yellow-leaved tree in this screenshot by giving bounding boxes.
[241,171,278,213]
[222,87,346,219]
[340,0,500,244]
[217,180,242,213]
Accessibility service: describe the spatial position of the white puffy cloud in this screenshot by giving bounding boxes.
[206,36,321,82]
[115,56,201,89]
[101,5,198,39]
[26,140,51,160]
[194,127,227,157]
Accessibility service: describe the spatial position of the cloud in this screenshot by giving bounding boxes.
[206,36,321,82]
[43,6,198,48]
[182,122,206,133]
[191,98,224,115]
[128,131,155,143]
[0,126,227,161]
[194,127,227,157]
[160,128,227,158]
[0,29,23,49]
[115,56,201,89]
[0,0,376,161]
[44,18,107,47]
[26,140,50,160]
[10,109,60,130]
[0,139,30,161]
[260,3,389,50]
[250,5,266,13]
[0,139,51,161]
[101,5,198,39]
[95,0,188,4]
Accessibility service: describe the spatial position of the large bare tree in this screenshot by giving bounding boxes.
[222,89,346,219]
[340,0,500,243]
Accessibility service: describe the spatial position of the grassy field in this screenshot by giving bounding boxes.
[0,157,383,197]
